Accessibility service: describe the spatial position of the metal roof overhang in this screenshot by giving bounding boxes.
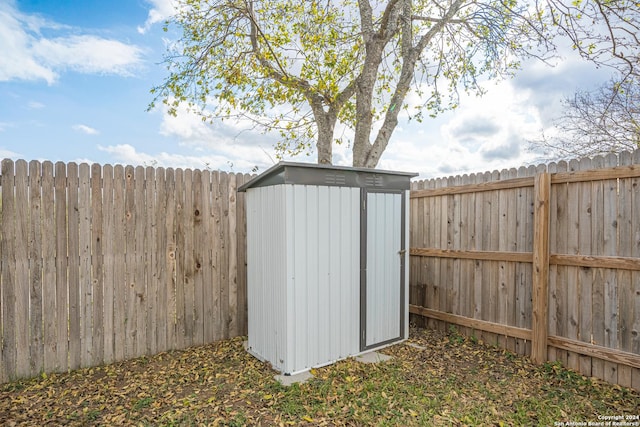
[238,161,418,192]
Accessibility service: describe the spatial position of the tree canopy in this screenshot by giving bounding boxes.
[151,0,639,167]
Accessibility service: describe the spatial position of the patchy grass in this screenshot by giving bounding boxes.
[1,327,638,426]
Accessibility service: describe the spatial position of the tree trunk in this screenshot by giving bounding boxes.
[313,106,337,165]
[316,130,333,164]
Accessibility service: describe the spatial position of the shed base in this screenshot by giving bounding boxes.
[245,338,405,376]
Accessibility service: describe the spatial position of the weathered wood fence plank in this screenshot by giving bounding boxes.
[28,160,44,378]
[14,160,30,378]
[103,164,115,365]
[79,163,92,368]
[113,165,126,362]
[41,162,56,373]
[2,159,17,382]
[67,163,81,371]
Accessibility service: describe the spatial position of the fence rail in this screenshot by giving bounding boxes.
[409,150,640,391]
[0,159,251,383]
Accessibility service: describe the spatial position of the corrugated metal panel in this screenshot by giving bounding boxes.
[403,190,410,340]
[286,185,360,373]
[365,192,402,346]
[246,185,288,372]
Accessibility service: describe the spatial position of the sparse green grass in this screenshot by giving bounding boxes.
[1,327,637,426]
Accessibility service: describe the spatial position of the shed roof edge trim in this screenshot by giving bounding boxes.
[238,161,418,192]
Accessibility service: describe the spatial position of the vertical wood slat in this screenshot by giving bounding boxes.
[418,178,429,329]
[41,162,56,373]
[430,178,440,330]
[480,172,492,345]
[78,163,92,368]
[145,167,157,355]
[14,160,30,378]
[603,153,619,384]
[532,172,551,365]
[202,170,215,343]
[578,157,593,378]
[487,170,500,345]
[124,165,136,359]
[165,168,177,350]
[461,174,474,338]
[103,164,115,364]
[497,170,508,350]
[67,163,81,371]
[113,165,126,362]
[28,160,44,377]
[473,173,485,337]
[451,175,462,324]
[182,169,194,346]
[591,155,606,380]
[155,168,168,354]
[444,176,455,321]
[91,163,104,366]
[219,172,230,338]
[632,151,640,390]
[1,159,16,382]
[134,166,147,356]
[237,174,250,336]
[228,174,239,338]
[506,168,518,353]
[192,169,205,345]
[515,166,530,356]
[54,162,69,372]
[566,160,581,373]
[547,162,559,362]
[617,151,633,388]
[408,180,421,327]
[210,172,223,341]
[174,168,186,349]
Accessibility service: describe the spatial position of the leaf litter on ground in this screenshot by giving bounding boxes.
[1,326,638,426]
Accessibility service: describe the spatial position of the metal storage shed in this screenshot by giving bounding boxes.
[238,162,417,375]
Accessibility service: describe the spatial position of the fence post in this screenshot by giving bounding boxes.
[532,172,551,364]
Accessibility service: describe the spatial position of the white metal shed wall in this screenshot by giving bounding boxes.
[246,185,288,370]
[246,184,361,374]
[285,185,360,373]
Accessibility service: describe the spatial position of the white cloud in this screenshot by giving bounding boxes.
[0,147,21,159]
[72,124,99,135]
[0,2,145,84]
[156,102,282,167]
[0,3,56,83]
[138,0,177,34]
[97,143,266,172]
[31,35,144,77]
[376,78,546,178]
[28,101,45,109]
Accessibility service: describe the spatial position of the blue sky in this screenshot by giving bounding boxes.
[0,0,613,178]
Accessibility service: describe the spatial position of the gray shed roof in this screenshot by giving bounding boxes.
[238,162,418,192]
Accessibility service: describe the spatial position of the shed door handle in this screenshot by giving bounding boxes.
[398,249,406,256]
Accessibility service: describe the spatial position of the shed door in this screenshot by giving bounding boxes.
[361,190,405,350]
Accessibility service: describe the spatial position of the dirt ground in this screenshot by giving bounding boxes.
[1,327,638,426]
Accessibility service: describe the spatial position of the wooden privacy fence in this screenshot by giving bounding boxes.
[409,150,640,390]
[0,159,251,383]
